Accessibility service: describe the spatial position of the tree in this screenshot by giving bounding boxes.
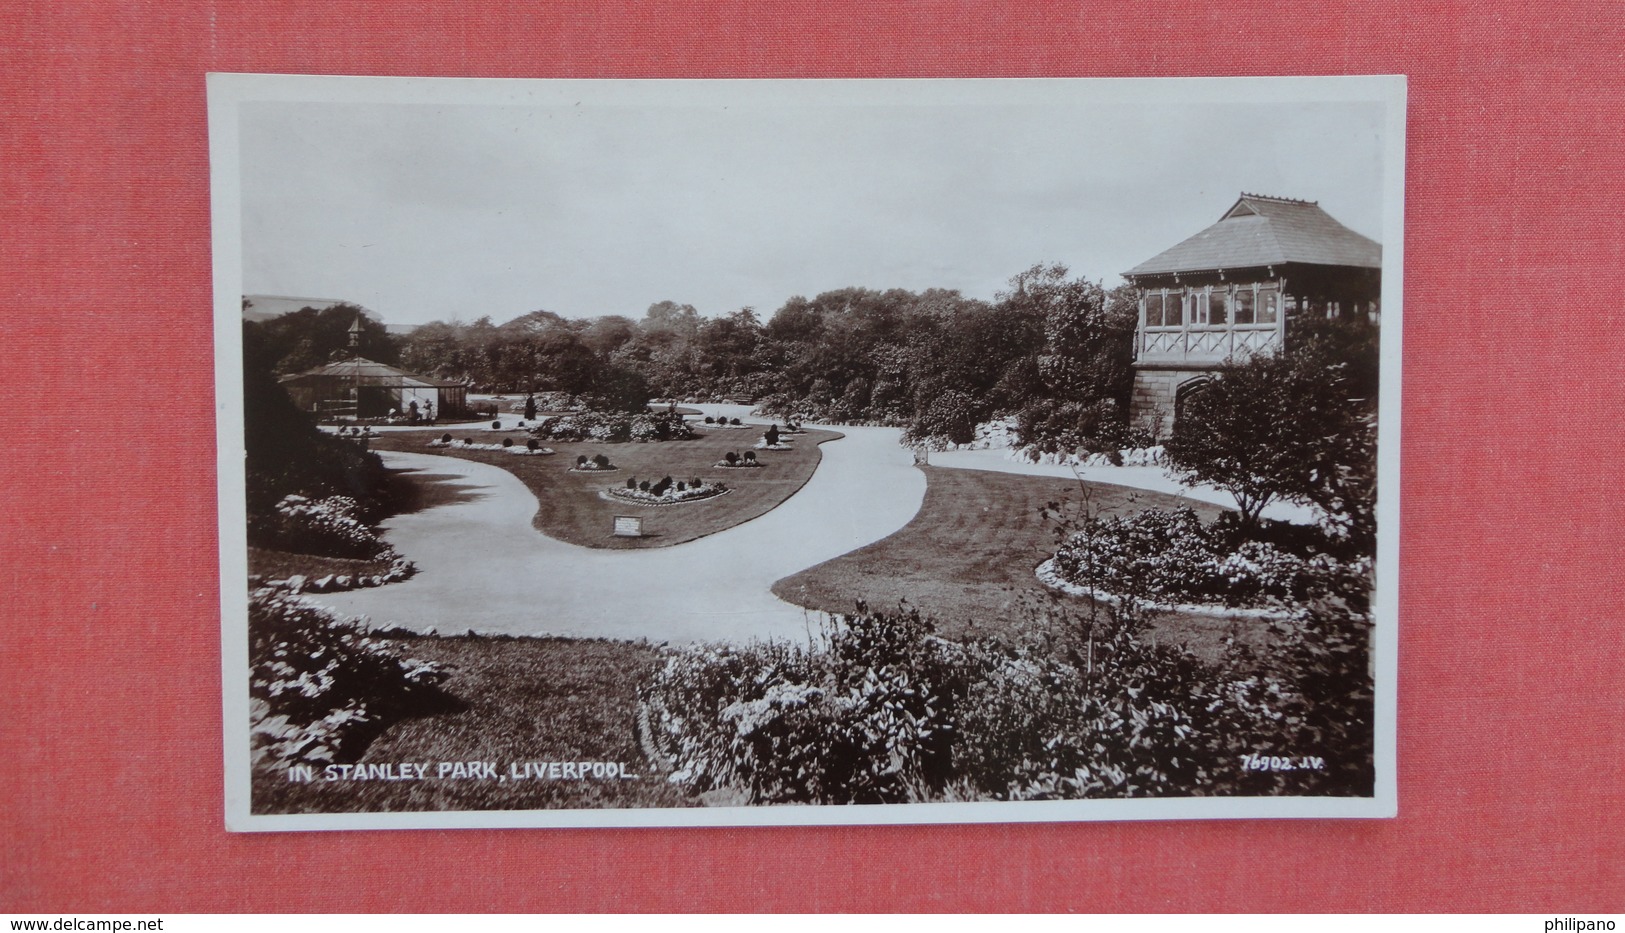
[241,323,396,530]
[252,303,400,374]
[1163,340,1373,532]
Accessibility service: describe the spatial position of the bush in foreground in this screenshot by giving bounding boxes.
[252,494,394,561]
[639,601,1373,804]
[249,588,445,768]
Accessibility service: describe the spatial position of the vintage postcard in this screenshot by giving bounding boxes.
[211,74,1404,830]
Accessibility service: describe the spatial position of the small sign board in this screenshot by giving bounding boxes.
[612,515,644,537]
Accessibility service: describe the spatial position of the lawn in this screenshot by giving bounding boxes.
[771,465,1267,662]
[368,423,839,549]
[252,634,694,813]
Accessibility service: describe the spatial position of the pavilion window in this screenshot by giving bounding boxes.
[1233,285,1255,325]
[1206,287,1228,327]
[1145,289,1181,327]
[1257,285,1279,324]
[1190,289,1210,326]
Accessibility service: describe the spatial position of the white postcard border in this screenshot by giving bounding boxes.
[211,73,1405,831]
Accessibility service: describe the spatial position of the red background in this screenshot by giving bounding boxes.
[4,0,1622,912]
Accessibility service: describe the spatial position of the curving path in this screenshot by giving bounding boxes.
[314,417,925,644]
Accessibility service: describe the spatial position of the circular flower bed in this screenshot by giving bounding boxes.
[602,476,729,506]
[426,436,552,455]
[714,451,762,468]
[1038,507,1355,617]
[569,453,619,472]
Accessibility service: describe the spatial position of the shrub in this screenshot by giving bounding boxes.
[677,481,687,492]
[527,439,540,451]
[626,476,637,489]
[639,480,651,492]
[593,453,611,469]
[743,450,756,462]
[502,438,513,448]
[640,609,966,804]
[1164,337,1374,534]
[730,417,741,426]
[577,455,588,467]
[691,477,702,488]
[249,588,443,767]
[725,452,738,465]
[492,420,502,430]
[258,495,391,560]
[704,416,716,424]
[906,389,980,447]
[441,433,453,444]
[1013,397,1124,456]
[765,424,780,446]
[641,597,1371,803]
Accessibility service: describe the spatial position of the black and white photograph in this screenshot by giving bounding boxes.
[211,75,1404,830]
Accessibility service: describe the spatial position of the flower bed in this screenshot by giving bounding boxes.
[1042,507,1350,612]
[427,435,553,454]
[531,410,695,443]
[713,451,762,468]
[1010,444,1166,468]
[753,440,794,451]
[569,453,618,473]
[602,477,729,506]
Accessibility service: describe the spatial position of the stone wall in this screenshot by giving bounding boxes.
[1129,366,1215,439]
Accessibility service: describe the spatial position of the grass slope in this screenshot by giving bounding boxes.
[370,425,839,549]
[252,635,693,814]
[772,466,1259,661]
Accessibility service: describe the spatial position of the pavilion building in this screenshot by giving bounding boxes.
[279,358,469,421]
[1123,193,1381,432]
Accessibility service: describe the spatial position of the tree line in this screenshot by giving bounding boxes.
[245,264,1142,448]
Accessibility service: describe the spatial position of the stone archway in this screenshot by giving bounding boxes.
[1173,374,1214,425]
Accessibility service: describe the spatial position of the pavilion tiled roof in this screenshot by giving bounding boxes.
[279,357,465,389]
[1125,194,1381,278]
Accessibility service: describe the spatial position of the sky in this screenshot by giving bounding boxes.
[237,80,1392,327]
